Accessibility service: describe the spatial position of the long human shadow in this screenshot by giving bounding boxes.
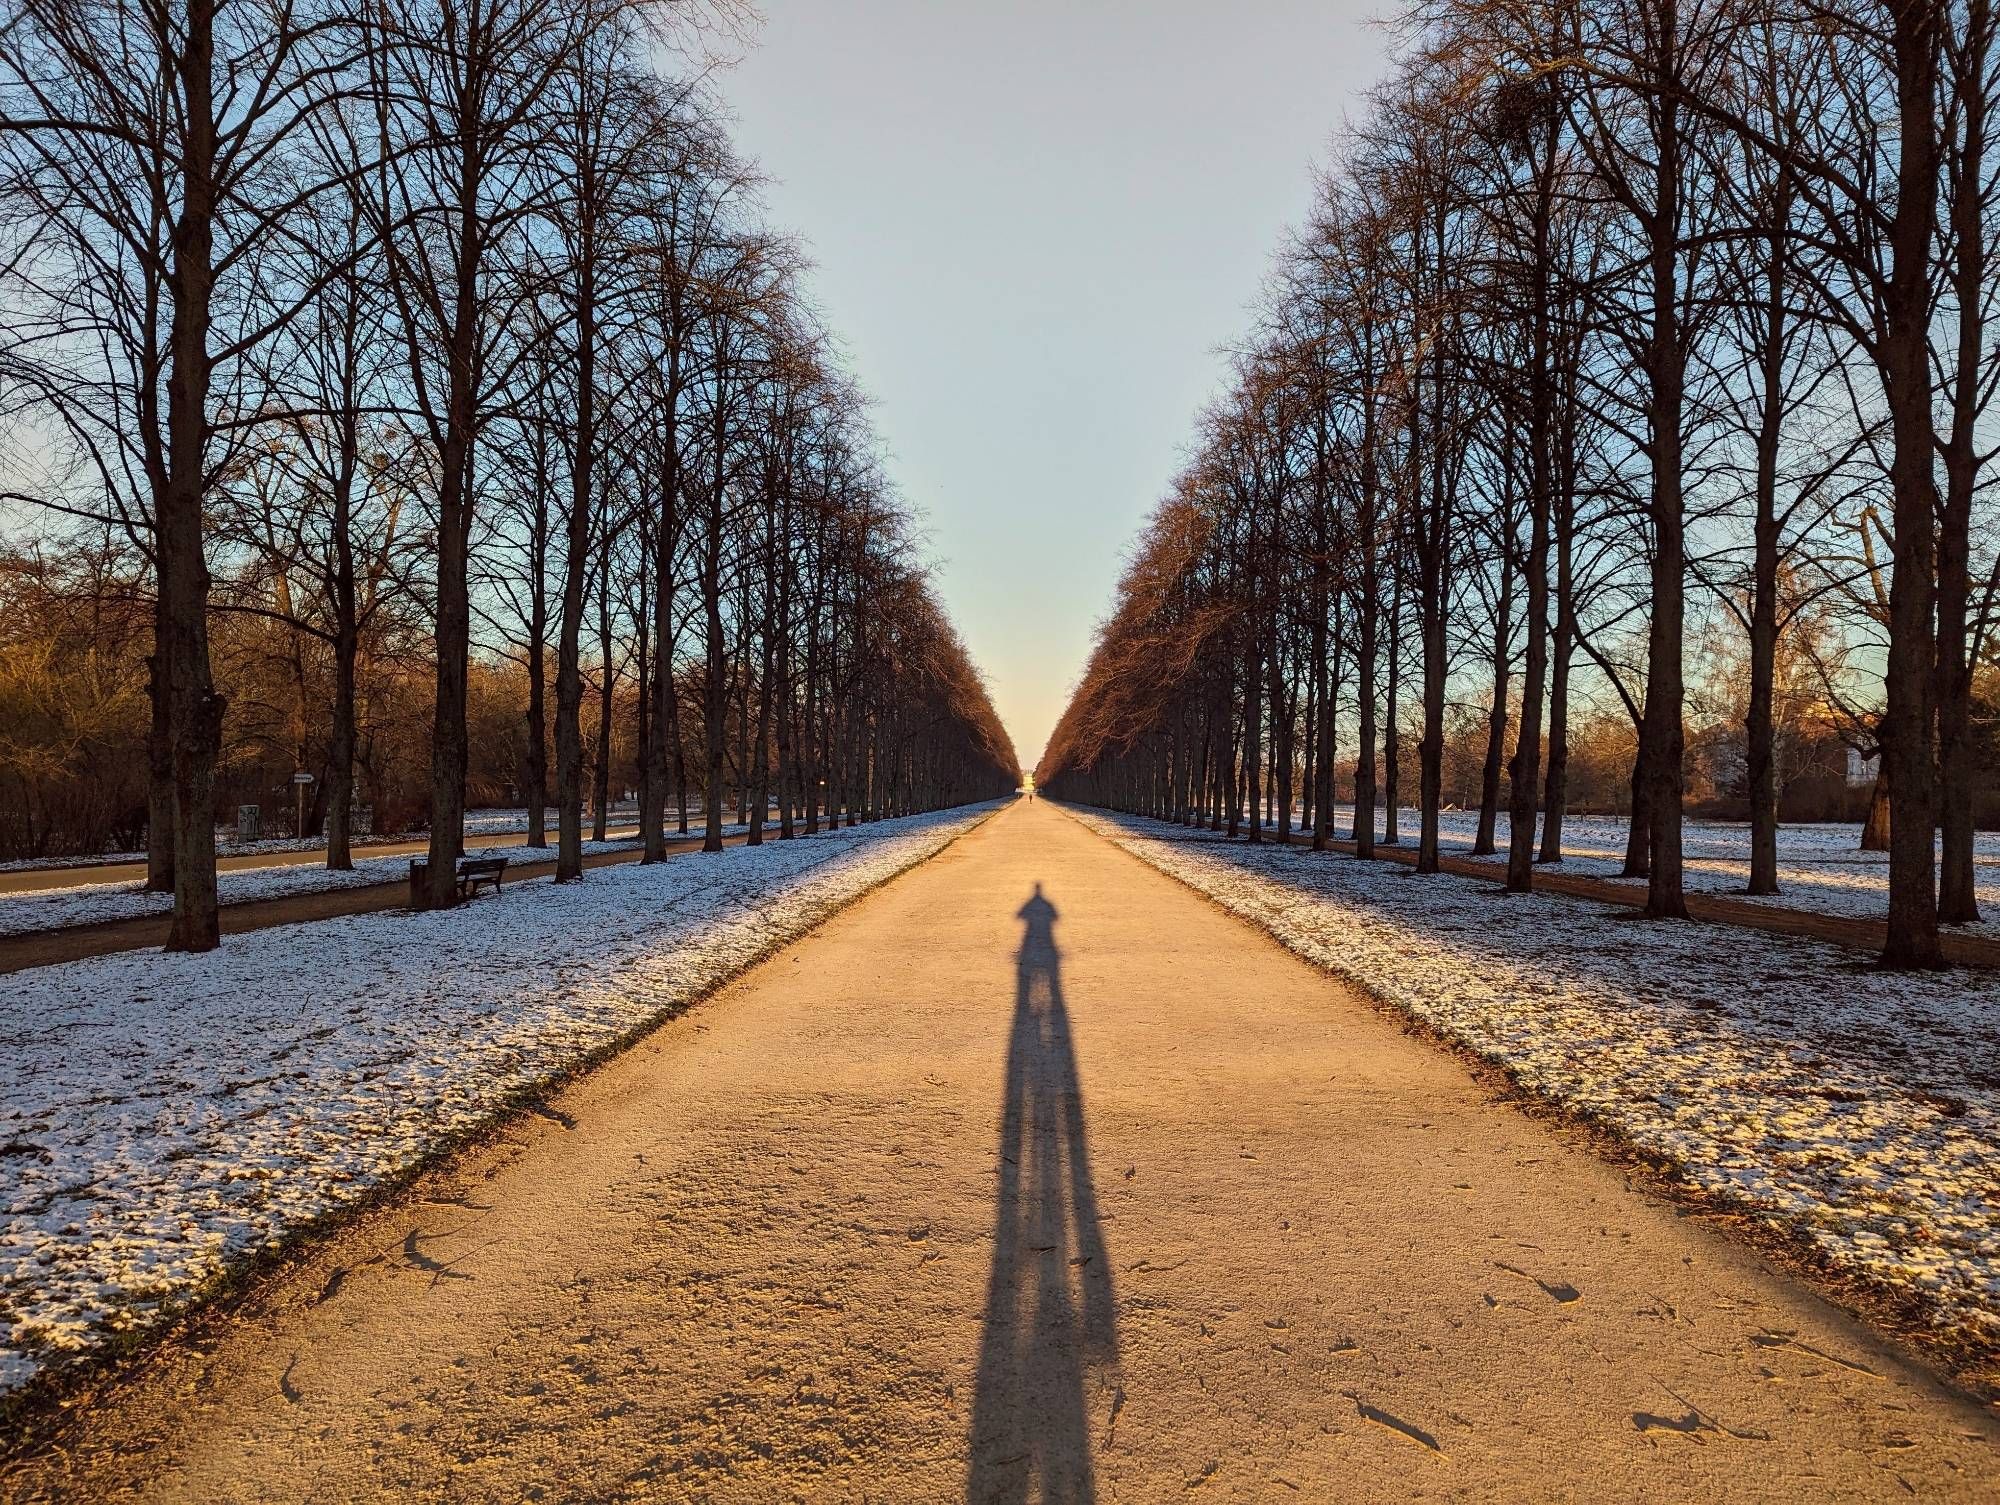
[966,884,1118,1504]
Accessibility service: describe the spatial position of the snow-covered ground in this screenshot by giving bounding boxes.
[0,837,643,938]
[0,804,648,873]
[1294,804,2000,936]
[0,822,777,939]
[1071,806,2000,1345]
[461,804,638,836]
[0,804,996,1395]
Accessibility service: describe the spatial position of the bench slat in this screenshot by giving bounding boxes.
[454,855,508,899]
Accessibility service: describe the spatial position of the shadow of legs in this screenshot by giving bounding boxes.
[967,886,1118,1504]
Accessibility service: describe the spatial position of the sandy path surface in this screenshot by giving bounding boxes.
[8,799,1992,1502]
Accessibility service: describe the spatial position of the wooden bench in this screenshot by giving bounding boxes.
[455,855,508,899]
[407,854,510,909]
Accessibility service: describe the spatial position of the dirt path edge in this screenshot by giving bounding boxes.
[0,805,1005,1459]
[1053,802,2000,1409]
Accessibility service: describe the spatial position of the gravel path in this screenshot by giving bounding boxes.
[9,799,1993,1501]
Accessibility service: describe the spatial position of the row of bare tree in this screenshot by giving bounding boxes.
[0,0,1016,948]
[1037,0,1998,969]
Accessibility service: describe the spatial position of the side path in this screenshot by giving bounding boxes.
[0,830,763,975]
[1289,824,2000,969]
[0,823,644,895]
[9,799,1990,1501]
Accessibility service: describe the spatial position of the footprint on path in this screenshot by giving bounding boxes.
[1492,1261,1581,1304]
[400,1227,475,1284]
[1345,1392,1445,1457]
[526,1101,576,1130]
[1636,1388,1773,1443]
[1633,1409,1712,1440]
[1750,1331,1881,1378]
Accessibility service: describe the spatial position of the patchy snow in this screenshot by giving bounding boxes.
[1279,805,2000,936]
[1070,806,2000,1345]
[0,838,640,938]
[0,804,648,873]
[0,804,996,1395]
[1424,808,2000,933]
[460,804,639,836]
[0,825,774,938]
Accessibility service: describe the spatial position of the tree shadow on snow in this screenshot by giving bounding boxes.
[966,884,1118,1504]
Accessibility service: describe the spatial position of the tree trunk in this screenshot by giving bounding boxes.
[555,244,598,881]
[160,0,224,951]
[1474,554,1512,857]
[1506,150,1556,897]
[702,425,728,852]
[1417,596,1446,877]
[1876,1,1945,967]
[1354,575,1377,860]
[749,609,774,848]
[328,613,358,872]
[1538,601,1571,867]
[1935,12,1990,926]
[423,113,489,912]
[592,568,613,843]
[1622,750,1651,878]
[523,500,549,849]
[1861,768,1891,852]
[1383,572,1402,844]
[146,653,175,889]
[1746,513,1781,896]
[1244,643,1264,844]
[1637,64,1688,921]
[1538,406,1575,866]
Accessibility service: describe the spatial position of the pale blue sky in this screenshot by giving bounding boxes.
[713,2,1393,766]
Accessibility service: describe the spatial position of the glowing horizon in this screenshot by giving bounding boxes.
[713,1,1394,768]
